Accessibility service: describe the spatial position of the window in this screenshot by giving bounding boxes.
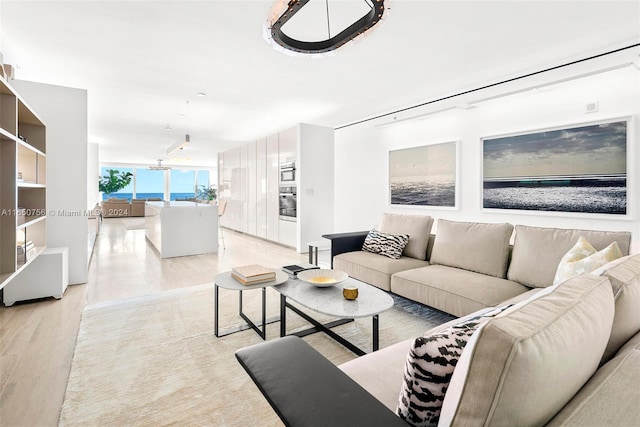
[196,170,209,188]
[135,168,165,200]
[170,169,196,201]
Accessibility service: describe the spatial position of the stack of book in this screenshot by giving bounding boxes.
[17,240,36,263]
[231,264,276,285]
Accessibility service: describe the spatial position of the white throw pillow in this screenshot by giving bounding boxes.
[553,236,623,285]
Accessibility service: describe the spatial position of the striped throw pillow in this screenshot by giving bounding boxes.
[362,228,410,259]
[397,305,513,426]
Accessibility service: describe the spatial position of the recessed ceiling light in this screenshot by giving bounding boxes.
[197,92,206,97]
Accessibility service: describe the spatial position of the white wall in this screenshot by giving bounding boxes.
[335,58,640,253]
[87,142,99,209]
[12,80,89,284]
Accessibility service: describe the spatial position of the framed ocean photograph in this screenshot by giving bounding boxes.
[482,118,629,216]
[389,141,458,208]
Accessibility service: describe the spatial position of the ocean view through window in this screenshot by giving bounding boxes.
[100,167,211,201]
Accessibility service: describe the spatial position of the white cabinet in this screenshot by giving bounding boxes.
[256,138,267,239]
[226,146,242,232]
[278,126,297,164]
[3,247,68,306]
[278,219,297,247]
[218,123,334,253]
[296,123,334,252]
[144,202,218,258]
[266,133,279,242]
[246,140,257,236]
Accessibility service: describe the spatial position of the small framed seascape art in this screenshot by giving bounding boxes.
[482,118,629,216]
[389,141,458,208]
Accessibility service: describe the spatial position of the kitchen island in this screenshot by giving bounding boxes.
[145,201,218,258]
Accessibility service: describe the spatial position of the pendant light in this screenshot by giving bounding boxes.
[167,101,190,156]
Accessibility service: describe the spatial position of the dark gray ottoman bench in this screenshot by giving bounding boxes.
[235,336,406,427]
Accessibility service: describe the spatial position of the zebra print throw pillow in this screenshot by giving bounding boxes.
[362,228,410,259]
[397,305,513,426]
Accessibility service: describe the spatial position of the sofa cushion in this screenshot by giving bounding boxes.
[546,336,640,426]
[101,199,131,217]
[439,274,615,426]
[339,338,414,412]
[379,213,434,260]
[338,308,497,412]
[362,229,410,260]
[396,305,512,426]
[333,251,429,291]
[391,265,528,317]
[614,327,640,357]
[592,253,640,364]
[429,220,513,278]
[508,225,631,288]
[553,237,623,285]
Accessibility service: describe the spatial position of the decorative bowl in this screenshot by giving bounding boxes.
[297,269,348,287]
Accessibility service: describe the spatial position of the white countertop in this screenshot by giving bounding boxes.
[146,201,214,208]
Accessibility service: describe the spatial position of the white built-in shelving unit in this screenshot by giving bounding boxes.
[0,75,47,291]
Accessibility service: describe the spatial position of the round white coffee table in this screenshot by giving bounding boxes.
[214,270,288,339]
[274,277,394,355]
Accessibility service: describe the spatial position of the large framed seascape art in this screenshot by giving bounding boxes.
[482,118,629,216]
[389,141,457,208]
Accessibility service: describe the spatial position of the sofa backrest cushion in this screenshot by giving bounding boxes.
[439,274,615,426]
[593,254,640,364]
[379,214,434,260]
[508,225,631,288]
[429,219,513,278]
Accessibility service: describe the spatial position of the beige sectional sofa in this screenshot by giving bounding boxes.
[101,198,162,218]
[101,198,131,218]
[339,253,640,425]
[236,252,640,426]
[329,214,631,317]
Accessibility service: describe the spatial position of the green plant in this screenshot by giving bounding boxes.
[99,169,133,197]
[197,184,217,201]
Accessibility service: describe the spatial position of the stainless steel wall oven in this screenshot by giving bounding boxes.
[280,161,296,184]
[279,186,296,221]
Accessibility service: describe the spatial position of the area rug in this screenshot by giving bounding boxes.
[59,284,454,426]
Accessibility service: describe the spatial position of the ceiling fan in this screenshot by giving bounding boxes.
[148,159,171,170]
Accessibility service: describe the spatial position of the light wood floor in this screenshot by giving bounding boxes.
[0,218,311,427]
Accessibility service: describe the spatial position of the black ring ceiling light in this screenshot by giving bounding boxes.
[268,0,387,54]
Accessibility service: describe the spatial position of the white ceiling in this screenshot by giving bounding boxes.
[1,0,639,168]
